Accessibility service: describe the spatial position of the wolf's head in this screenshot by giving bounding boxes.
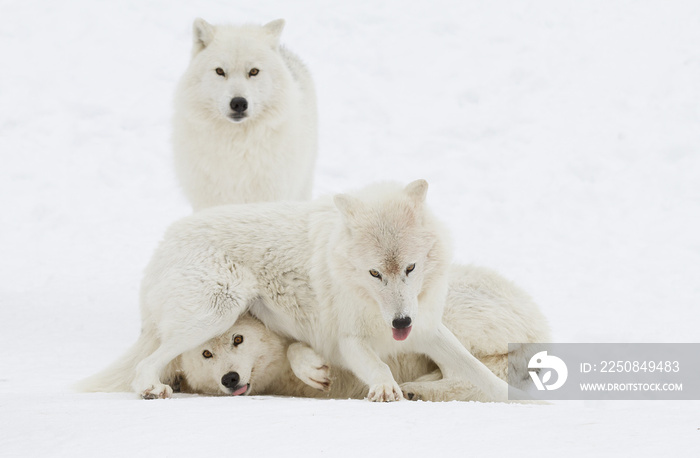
[179,18,294,125]
[177,315,285,396]
[332,180,451,341]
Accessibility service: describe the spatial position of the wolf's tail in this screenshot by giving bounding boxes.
[74,330,159,393]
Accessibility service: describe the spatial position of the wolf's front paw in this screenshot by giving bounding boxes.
[288,342,331,391]
[367,382,403,402]
[295,363,331,392]
[399,382,425,401]
[140,383,173,400]
[304,365,331,392]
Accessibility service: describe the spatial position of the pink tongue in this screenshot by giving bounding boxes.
[232,385,248,396]
[392,326,412,341]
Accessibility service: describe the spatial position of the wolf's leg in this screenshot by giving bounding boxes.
[396,365,481,402]
[134,261,259,398]
[400,355,512,401]
[400,378,487,402]
[287,342,331,391]
[419,324,530,402]
[400,368,493,402]
[338,337,403,402]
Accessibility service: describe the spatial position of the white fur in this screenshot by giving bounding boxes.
[173,19,318,210]
[186,264,550,402]
[77,264,550,401]
[77,181,531,402]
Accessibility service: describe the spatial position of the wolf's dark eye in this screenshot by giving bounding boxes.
[215,68,225,76]
[369,269,382,280]
[233,335,244,346]
[248,68,259,77]
[202,350,213,358]
[405,264,416,275]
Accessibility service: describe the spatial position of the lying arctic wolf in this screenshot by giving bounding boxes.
[80,180,525,401]
[173,18,317,210]
[173,264,550,401]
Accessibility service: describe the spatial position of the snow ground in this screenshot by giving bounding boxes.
[1,1,698,456]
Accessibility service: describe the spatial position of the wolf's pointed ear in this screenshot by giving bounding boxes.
[404,179,429,205]
[192,18,215,55]
[263,19,285,45]
[334,194,363,225]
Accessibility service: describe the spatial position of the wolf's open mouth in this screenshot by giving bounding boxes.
[231,383,250,396]
[392,326,412,341]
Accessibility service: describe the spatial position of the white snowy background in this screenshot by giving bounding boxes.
[1,0,699,456]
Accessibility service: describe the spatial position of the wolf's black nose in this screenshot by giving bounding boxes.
[392,316,412,329]
[230,97,248,113]
[221,371,240,388]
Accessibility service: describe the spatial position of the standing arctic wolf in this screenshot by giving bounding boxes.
[80,180,521,402]
[173,18,317,210]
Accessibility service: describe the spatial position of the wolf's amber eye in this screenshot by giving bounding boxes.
[215,68,225,76]
[405,263,416,275]
[369,269,382,280]
[248,68,259,77]
[233,335,244,346]
[202,350,213,358]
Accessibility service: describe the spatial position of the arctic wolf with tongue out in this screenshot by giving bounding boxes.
[85,180,516,402]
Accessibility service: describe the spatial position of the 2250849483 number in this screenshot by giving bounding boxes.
[599,361,680,373]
